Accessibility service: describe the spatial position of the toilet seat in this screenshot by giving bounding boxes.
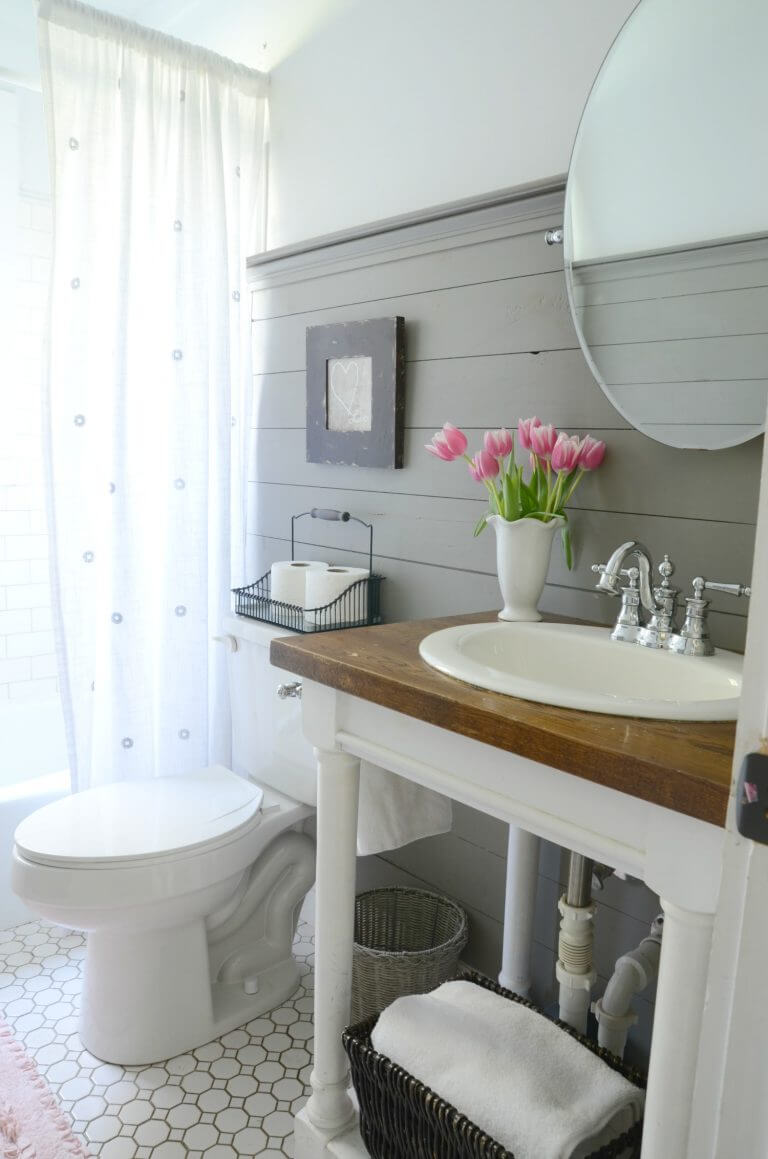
[14,765,264,868]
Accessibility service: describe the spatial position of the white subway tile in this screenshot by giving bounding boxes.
[4,486,44,511]
[30,203,52,232]
[0,458,42,486]
[15,282,48,311]
[0,561,30,586]
[3,534,48,561]
[0,511,30,535]
[28,560,49,583]
[5,582,49,609]
[9,677,58,701]
[16,227,50,258]
[0,656,31,683]
[0,609,32,635]
[31,607,52,632]
[31,652,58,679]
[15,253,32,280]
[6,630,54,658]
[0,683,8,700]
[27,511,48,535]
[17,200,32,229]
[30,257,51,283]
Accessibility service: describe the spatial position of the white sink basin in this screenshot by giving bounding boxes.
[418,621,742,721]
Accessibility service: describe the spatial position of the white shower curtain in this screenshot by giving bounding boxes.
[38,0,268,790]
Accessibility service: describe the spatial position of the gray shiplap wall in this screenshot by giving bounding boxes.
[248,184,760,1064]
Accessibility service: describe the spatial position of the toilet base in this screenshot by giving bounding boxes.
[80,927,303,1064]
[79,830,316,1064]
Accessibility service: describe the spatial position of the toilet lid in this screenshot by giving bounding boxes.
[14,765,264,867]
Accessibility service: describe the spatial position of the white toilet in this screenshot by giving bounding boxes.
[11,617,317,1065]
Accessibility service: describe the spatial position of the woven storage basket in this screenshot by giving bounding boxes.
[343,971,646,1159]
[351,887,468,1025]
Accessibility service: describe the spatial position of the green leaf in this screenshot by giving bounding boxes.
[518,479,538,515]
[473,515,488,537]
[502,472,521,521]
[562,524,573,570]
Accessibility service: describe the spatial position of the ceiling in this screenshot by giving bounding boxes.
[1,0,354,80]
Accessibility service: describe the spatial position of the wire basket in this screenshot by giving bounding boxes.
[343,971,646,1159]
[232,508,384,633]
[351,887,468,1025]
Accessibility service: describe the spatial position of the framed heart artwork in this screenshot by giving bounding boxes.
[305,317,405,468]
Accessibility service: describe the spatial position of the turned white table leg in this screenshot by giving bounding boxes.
[299,747,360,1153]
[498,825,540,996]
[641,899,714,1159]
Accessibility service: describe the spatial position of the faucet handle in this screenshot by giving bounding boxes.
[657,555,676,588]
[692,576,751,600]
[591,563,638,594]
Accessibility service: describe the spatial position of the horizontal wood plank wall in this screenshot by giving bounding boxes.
[248,184,761,1064]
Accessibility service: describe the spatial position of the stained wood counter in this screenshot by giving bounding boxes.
[270,611,735,828]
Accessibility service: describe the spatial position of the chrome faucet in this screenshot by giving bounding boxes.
[592,541,751,655]
[592,541,677,647]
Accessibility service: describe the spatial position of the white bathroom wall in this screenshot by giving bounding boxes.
[0,87,56,704]
[266,0,638,249]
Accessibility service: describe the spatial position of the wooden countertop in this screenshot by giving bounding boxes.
[270,612,735,827]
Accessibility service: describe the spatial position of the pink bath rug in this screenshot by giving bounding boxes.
[0,1019,92,1159]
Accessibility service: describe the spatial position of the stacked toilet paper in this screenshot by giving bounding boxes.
[305,566,369,625]
[270,561,369,625]
[270,561,327,606]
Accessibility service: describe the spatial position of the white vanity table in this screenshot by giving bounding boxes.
[270,611,734,1159]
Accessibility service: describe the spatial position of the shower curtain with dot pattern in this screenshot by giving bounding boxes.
[38,0,267,790]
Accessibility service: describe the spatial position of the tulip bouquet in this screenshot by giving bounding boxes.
[425,417,606,568]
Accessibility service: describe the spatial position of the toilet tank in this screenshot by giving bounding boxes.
[221,615,317,806]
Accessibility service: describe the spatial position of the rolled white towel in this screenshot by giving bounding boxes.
[370,980,644,1159]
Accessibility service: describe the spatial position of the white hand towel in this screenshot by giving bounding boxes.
[370,980,644,1159]
[357,762,452,856]
[270,561,327,607]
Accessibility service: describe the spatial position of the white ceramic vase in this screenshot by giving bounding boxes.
[487,514,565,622]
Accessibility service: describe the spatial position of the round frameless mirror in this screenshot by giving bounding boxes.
[564,0,768,450]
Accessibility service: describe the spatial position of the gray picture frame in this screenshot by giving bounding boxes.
[306,317,405,468]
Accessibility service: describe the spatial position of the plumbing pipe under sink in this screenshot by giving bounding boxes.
[556,853,598,1034]
[593,915,664,1059]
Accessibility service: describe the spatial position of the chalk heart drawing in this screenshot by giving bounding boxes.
[327,355,373,432]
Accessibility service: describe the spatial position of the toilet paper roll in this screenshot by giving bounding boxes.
[305,566,370,625]
[270,561,327,607]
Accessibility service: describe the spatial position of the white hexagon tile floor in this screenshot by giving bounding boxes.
[0,910,316,1157]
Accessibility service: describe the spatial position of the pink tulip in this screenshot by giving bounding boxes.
[484,427,514,458]
[425,422,468,461]
[530,422,558,460]
[468,450,499,482]
[551,433,583,473]
[578,435,606,471]
[517,416,542,451]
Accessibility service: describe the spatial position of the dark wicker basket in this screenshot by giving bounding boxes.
[343,971,646,1159]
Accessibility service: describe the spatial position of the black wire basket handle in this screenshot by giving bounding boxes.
[291,508,374,575]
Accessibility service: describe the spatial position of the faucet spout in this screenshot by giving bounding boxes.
[595,540,656,611]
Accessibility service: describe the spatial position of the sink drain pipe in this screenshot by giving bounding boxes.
[593,914,664,1058]
[556,853,597,1033]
